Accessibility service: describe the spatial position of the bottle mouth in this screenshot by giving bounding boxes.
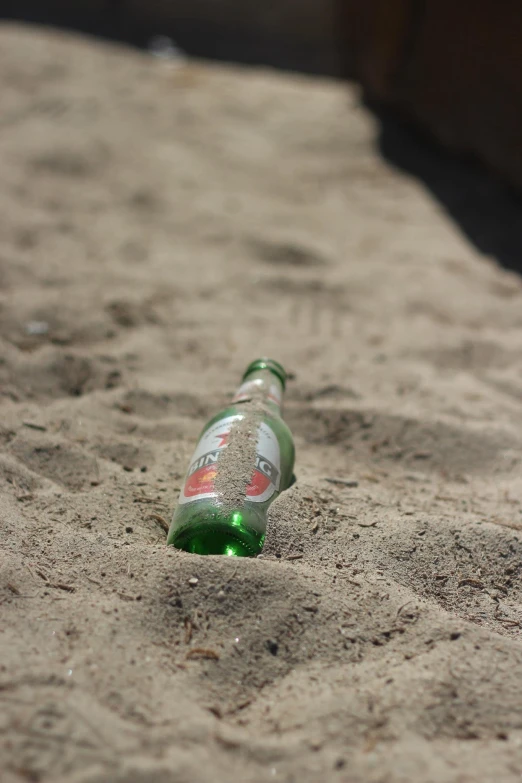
[242,358,287,388]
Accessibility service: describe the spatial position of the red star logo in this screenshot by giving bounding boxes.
[215,432,230,448]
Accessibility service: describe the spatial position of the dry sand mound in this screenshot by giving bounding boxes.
[1,24,521,783]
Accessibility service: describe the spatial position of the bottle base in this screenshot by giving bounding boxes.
[168,513,264,557]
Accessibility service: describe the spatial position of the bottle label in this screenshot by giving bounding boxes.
[178,414,281,505]
[232,379,282,406]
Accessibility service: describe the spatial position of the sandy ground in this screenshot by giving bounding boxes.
[1,24,522,783]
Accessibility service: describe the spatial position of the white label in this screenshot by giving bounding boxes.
[178,414,280,505]
[232,379,282,406]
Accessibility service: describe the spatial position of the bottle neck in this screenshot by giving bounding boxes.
[232,369,284,411]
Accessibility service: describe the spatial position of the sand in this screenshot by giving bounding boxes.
[1,23,522,783]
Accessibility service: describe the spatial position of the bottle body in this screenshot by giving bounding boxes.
[167,360,294,557]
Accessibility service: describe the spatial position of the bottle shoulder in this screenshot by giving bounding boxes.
[201,404,293,444]
[200,404,241,432]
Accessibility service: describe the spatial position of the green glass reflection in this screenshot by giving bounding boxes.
[170,509,264,557]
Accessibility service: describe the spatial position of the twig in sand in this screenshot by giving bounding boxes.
[324,478,359,487]
[184,618,193,644]
[186,648,220,661]
[148,513,169,533]
[223,566,239,586]
[396,601,413,619]
[117,591,137,601]
[500,619,521,628]
[287,553,304,561]
[458,578,484,589]
[49,582,76,593]
[22,421,47,432]
[25,563,39,582]
[225,699,252,716]
[133,494,166,506]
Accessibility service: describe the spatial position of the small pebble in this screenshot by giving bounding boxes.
[26,320,49,335]
[148,35,185,63]
[188,577,198,586]
[266,639,278,656]
[217,590,225,601]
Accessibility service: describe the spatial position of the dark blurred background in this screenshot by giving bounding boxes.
[0,0,340,74]
[3,0,521,273]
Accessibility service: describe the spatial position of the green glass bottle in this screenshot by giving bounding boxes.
[167,359,295,556]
